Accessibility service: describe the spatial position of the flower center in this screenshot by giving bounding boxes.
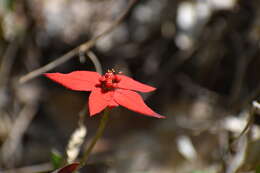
[96,70,121,92]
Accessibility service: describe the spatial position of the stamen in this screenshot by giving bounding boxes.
[97,69,122,91]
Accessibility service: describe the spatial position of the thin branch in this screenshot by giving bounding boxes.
[19,0,139,84]
[225,102,257,173]
[0,40,19,86]
[86,51,103,74]
[1,103,38,166]
[231,100,257,147]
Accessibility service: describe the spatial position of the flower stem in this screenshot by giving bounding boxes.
[79,108,110,168]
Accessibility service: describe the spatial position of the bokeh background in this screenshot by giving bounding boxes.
[0,0,260,172]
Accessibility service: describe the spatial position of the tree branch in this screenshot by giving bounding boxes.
[19,0,139,83]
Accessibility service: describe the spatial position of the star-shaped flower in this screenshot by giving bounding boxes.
[44,70,164,118]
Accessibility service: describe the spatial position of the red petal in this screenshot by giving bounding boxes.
[56,163,79,173]
[117,75,156,92]
[114,89,165,118]
[89,88,118,116]
[44,71,100,91]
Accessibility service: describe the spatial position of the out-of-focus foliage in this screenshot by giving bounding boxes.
[51,150,63,169]
[2,0,16,11]
[256,165,260,173]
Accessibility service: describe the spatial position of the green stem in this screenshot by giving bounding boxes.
[79,108,110,168]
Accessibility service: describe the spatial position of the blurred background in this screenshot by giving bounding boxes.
[0,0,260,172]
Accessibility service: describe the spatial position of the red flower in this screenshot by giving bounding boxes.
[44,70,164,118]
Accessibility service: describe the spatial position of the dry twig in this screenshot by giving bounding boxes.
[19,0,139,84]
[1,104,38,166]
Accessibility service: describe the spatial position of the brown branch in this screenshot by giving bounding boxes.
[1,103,38,166]
[231,101,256,147]
[86,51,103,74]
[19,0,139,84]
[0,40,19,86]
